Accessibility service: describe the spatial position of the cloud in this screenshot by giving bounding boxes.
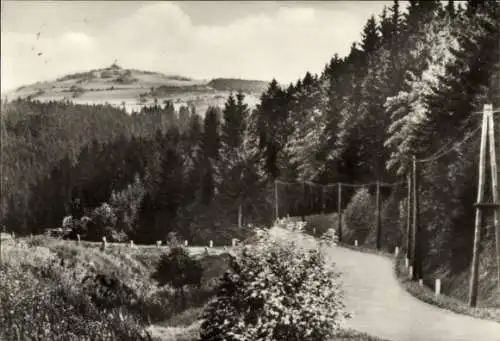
[1,1,385,92]
[1,30,102,91]
[60,32,94,48]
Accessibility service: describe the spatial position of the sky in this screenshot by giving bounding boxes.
[1,1,396,92]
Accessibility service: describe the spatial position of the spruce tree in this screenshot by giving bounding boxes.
[254,79,291,180]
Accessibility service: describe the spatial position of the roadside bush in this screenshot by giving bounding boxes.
[166,231,182,247]
[199,228,349,341]
[277,214,339,238]
[365,194,404,252]
[307,213,339,237]
[152,246,203,310]
[152,247,203,288]
[342,188,375,245]
[320,228,339,246]
[85,203,118,241]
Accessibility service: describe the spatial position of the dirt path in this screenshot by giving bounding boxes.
[269,227,500,341]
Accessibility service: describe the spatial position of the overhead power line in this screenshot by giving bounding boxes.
[416,126,481,164]
[276,179,405,188]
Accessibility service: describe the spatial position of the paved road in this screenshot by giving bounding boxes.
[269,228,500,341]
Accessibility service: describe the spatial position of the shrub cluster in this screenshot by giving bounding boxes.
[200,227,349,341]
[320,228,339,246]
[342,188,375,245]
[152,246,203,289]
[0,262,150,341]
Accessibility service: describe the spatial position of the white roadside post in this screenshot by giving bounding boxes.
[435,279,441,297]
[101,236,107,251]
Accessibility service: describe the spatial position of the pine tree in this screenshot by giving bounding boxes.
[254,79,291,180]
[218,92,253,226]
[203,107,221,161]
[221,93,239,151]
[286,72,326,181]
[154,145,184,239]
[379,7,393,47]
[199,107,222,205]
[361,16,380,56]
[385,9,458,174]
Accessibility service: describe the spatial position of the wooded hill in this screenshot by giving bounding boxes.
[3,64,265,115]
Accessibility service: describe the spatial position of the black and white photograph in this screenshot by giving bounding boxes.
[1,1,499,340]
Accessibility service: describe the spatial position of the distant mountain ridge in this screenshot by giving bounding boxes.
[207,78,270,93]
[5,64,270,114]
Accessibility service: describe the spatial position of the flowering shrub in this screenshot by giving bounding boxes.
[274,218,307,233]
[320,228,339,246]
[342,188,375,245]
[199,228,349,341]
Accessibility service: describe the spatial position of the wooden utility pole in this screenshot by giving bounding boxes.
[238,203,243,229]
[338,183,343,243]
[406,171,413,259]
[487,106,500,291]
[321,186,326,214]
[301,181,306,222]
[375,181,382,250]
[469,104,490,307]
[274,180,279,221]
[411,155,421,280]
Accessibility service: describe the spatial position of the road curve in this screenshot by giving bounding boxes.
[269,227,500,341]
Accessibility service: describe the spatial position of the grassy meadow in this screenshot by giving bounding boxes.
[0,233,234,341]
